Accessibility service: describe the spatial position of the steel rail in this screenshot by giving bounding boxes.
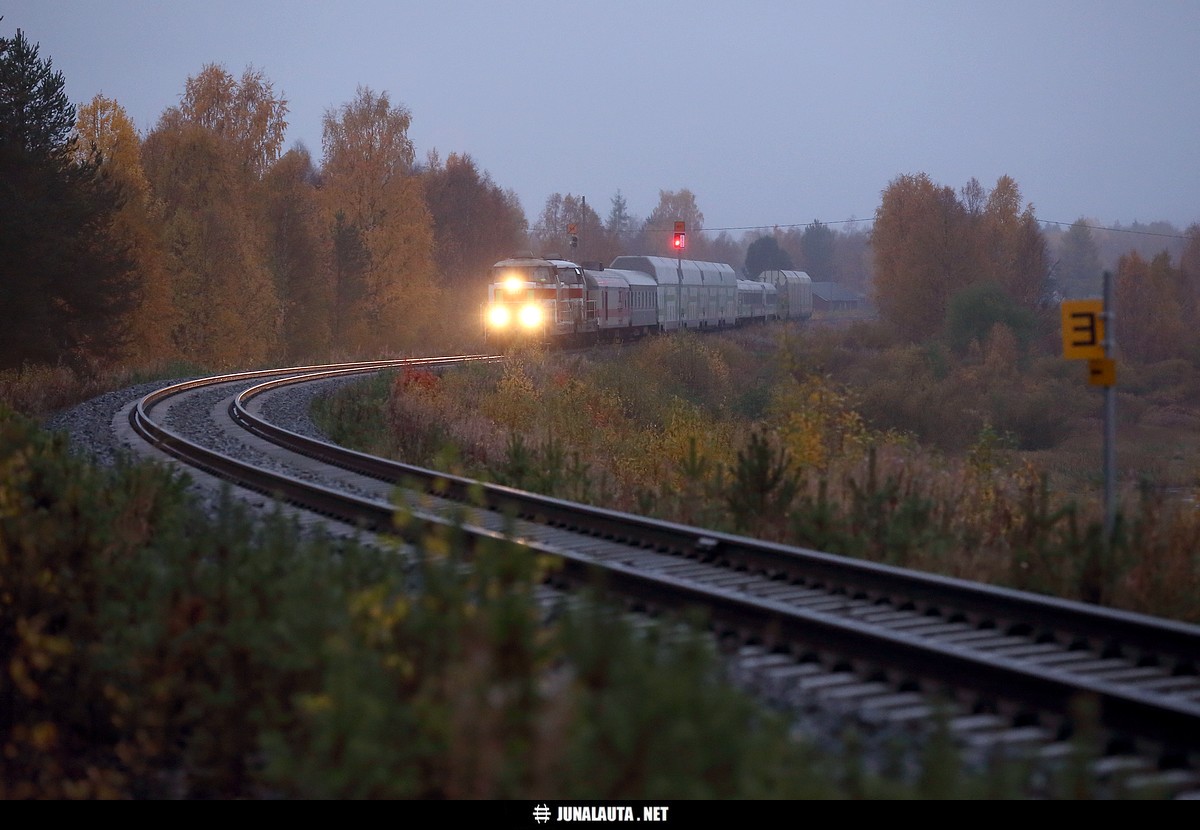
[232,367,1200,679]
[129,359,1200,766]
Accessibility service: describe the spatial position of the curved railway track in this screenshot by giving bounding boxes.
[122,355,1200,797]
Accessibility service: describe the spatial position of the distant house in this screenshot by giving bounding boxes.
[810,282,865,313]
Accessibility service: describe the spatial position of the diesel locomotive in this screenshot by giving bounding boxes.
[483,254,812,345]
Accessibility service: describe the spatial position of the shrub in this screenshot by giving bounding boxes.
[7,407,918,798]
[944,281,1035,357]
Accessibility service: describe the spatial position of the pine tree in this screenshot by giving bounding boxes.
[0,30,135,369]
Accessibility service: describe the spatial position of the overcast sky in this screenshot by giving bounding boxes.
[4,1,1198,235]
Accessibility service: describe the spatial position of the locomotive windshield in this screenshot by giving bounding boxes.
[492,265,555,284]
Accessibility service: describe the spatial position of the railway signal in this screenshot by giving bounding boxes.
[673,221,686,251]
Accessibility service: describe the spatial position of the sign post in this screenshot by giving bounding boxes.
[1101,271,1116,541]
[1059,274,1117,539]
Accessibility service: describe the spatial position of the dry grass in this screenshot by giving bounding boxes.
[323,322,1200,622]
[0,363,125,419]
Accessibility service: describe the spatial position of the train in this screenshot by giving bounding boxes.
[482,254,813,345]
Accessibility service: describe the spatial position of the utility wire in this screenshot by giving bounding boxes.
[535,216,1195,241]
[654,217,1195,241]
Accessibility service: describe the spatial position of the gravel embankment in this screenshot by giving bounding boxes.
[42,379,198,467]
[42,375,359,469]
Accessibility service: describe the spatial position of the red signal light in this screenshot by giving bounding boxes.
[673,232,686,250]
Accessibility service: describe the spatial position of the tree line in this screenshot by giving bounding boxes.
[1,34,529,371]
[870,171,1200,364]
[3,28,1197,374]
[0,31,880,375]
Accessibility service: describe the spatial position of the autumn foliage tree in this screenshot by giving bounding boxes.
[971,176,1047,307]
[264,146,333,361]
[871,173,1047,343]
[641,189,706,257]
[321,86,436,354]
[871,173,972,340]
[179,63,288,178]
[1115,250,1194,364]
[422,151,526,286]
[142,64,289,366]
[75,94,176,365]
[535,193,616,263]
[1065,224,1195,362]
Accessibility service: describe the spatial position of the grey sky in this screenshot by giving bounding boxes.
[4,1,1197,234]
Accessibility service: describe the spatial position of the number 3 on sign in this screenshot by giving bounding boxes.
[1060,300,1105,360]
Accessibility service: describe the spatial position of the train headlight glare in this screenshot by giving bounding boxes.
[487,305,511,329]
[504,276,524,294]
[518,304,543,329]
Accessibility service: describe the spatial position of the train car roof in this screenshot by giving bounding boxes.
[493,255,553,268]
[581,267,658,289]
[491,256,583,270]
[583,273,628,289]
[591,267,657,287]
[736,279,776,290]
[609,255,738,287]
[756,269,813,284]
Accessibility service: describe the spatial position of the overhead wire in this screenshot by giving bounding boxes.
[535,215,1195,241]
[641,217,1196,241]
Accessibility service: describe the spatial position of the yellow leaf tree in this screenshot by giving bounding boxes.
[180,63,288,178]
[641,189,706,257]
[263,146,334,361]
[974,175,1047,308]
[321,87,436,354]
[871,173,972,340]
[75,94,176,366]
[142,105,281,367]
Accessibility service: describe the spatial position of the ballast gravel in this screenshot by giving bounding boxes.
[39,378,1106,795]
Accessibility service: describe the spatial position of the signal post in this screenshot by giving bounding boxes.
[1060,271,1117,539]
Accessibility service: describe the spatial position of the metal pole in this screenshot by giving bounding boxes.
[1102,270,1116,541]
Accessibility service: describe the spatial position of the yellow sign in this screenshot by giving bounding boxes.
[1061,300,1105,360]
[1088,358,1116,387]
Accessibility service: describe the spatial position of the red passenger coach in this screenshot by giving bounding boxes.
[586,271,632,332]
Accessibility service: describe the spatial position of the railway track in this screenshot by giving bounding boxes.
[122,356,1200,797]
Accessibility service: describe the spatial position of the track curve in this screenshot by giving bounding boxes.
[122,357,1200,797]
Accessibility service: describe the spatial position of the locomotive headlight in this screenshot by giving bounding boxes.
[487,305,511,329]
[517,303,543,329]
[503,276,524,294]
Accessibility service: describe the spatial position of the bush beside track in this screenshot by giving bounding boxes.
[0,405,998,799]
